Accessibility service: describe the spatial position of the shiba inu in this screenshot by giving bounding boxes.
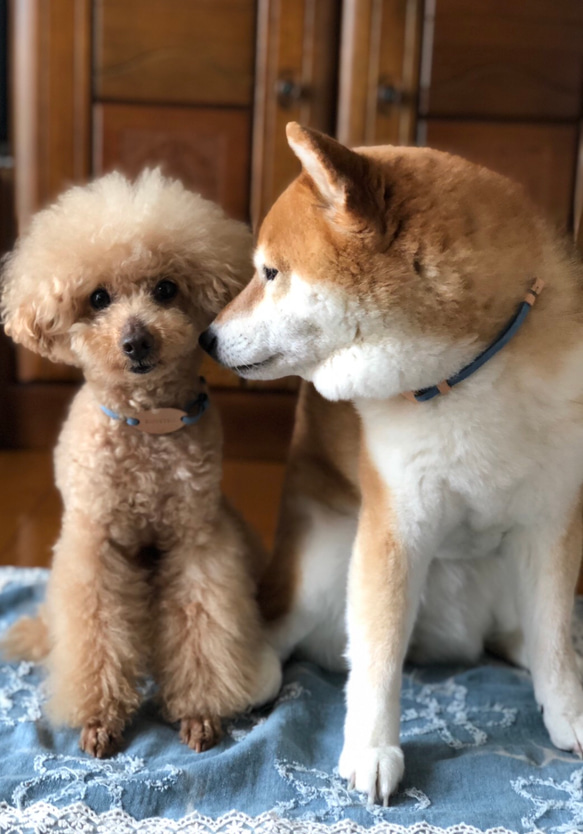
[200,123,583,803]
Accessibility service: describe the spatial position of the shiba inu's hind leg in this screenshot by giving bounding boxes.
[516,497,583,754]
[258,384,359,671]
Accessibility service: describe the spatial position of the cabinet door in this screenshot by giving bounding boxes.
[337,0,423,147]
[423,120,578,230]
[250,0,341,228]
[94,0,256,107]
[421,0,583,120]
[94,104,251,222]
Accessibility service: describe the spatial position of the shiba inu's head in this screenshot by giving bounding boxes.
[201,123,547,401]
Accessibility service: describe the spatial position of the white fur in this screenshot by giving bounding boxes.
[266,499,355,672]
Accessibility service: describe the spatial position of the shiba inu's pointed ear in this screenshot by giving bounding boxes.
[286,122,381,226]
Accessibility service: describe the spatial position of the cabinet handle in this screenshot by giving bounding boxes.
[276,75,306,109]
[377,81,404,108]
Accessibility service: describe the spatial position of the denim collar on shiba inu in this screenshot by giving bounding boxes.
[402,278,544,404]
[100,381,209,435]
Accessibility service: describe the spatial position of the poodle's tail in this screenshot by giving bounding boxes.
[1,607,50,662]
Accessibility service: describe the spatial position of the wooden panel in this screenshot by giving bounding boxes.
[337,0,423,147]
[1,383,297,461]
[421,0,583,119]
[251,0,340,228]
[12,0,91,228]
[423,120,578,230]
[575,123,583,244]
[94,103,251,222]
[94,0,256,107]
[11,0,92,383]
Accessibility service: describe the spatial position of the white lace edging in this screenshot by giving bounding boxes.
[0,802,520,834]
[0,566,48,593]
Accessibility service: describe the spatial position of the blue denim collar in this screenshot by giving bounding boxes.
[402,278,544,403]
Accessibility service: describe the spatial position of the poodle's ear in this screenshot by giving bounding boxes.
[183,212,255,325]
[0,248,75,364]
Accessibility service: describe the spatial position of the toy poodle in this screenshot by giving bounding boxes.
[0,169,282,757]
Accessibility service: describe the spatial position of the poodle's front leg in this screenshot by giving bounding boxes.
[153,534,281,752]
[47,513,150,757]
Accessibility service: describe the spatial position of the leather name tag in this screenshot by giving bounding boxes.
[133,408,187,435]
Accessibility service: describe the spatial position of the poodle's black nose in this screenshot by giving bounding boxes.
[121,321,154,362]
[199,327,218,359]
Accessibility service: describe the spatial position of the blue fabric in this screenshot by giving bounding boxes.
[412,298,534,403]
[0,568,582,834]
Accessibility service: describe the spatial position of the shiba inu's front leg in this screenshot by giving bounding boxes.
[338,451,429,804]
[516,499,583,753]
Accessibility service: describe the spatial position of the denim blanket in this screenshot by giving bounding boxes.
[0,567,582,834]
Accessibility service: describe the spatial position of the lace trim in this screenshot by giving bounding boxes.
[0,567,48,593]
[0,802,521,834]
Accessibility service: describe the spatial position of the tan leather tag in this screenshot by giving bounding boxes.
[133,408,187,435]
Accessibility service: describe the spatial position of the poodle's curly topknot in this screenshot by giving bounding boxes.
[0,169,252,362]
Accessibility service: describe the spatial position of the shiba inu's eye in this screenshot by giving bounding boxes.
[90,288,111,311]
[153,279,178,303]
[263,267,278,281]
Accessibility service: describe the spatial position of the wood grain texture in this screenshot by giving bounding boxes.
[423,120,578,231]
[94,0,256,107]
[251,0,340,228]
[337,0,423,147]
[422,0,583,119]
[94,103,252,222]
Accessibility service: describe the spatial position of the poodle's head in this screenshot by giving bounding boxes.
[0,169,252,386]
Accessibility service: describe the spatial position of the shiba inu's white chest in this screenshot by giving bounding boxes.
[357,368,583,562]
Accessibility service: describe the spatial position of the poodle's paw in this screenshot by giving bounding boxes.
[180,715,222,753]
[338,742,404,805]
[544,706,583,756]
[80,721,121,758]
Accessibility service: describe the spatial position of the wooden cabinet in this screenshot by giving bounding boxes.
[417,0,583,233]
[4,0,583,454]
[94,104,252,221]
[422,121,579,230]
[421,0,583,120]
[94,0,257,108]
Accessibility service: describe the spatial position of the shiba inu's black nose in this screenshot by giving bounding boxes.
[121,321,154,362]
[199,328,218,359]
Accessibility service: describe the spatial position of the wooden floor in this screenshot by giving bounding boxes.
[0,450,286,567]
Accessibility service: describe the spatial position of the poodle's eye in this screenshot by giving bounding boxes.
[90,288,111,311]
[263,266,278,281]
[153,279,178,303]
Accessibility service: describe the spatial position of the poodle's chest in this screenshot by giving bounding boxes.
[61,428,220,528]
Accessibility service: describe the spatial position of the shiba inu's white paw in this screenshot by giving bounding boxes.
[544,706,583,756]
[338,743,404,805]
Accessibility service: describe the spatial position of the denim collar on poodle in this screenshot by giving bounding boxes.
[402,278,544,403]
[100,380,210,435]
